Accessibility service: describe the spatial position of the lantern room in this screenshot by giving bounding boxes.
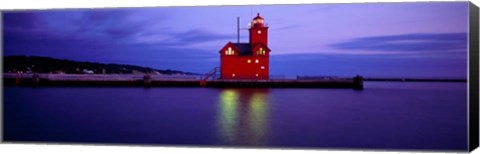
[251,13,265,28]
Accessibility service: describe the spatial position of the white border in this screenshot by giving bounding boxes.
[0,0,472,10]
[0,0,479,154]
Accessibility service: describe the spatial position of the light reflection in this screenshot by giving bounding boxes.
[219,89,239,143]
[217,88,269,145]
[248,93,267,144]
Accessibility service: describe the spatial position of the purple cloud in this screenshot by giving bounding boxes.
[330,33,467,54]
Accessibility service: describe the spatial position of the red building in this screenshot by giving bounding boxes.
[219,13,271,80]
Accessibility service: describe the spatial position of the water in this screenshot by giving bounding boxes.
[3,82,468,151]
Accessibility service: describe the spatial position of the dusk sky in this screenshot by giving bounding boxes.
[2,2,469,78]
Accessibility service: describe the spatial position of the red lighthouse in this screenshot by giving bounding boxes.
[219,13,271,80]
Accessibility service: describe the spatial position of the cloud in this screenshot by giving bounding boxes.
[72,9,152,41]
[270,24,299,31]
[132,28,235,47]
[3,9,234,51]
[329,33,467,54]
[176,28,235,43]
[66,10,234,47]
[2,11,43,29]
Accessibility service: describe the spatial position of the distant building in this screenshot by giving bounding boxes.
[219,13,271,80]
[83,69,94,74]
[151,71,161,75]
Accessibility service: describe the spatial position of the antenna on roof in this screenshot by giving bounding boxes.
[237,16,240,43]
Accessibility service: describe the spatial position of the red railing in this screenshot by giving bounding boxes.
[200,67,220,86]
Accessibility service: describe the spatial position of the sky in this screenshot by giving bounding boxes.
[2,2,469,78]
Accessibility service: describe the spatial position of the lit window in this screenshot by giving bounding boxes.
[261,66,265,69]
[256,74,259,77]
[226,47,235,55]
[258,48,265,55]
[247,59,251,63]
[232,74,235,77]
[255,59,259,63]
[258,30,261,34]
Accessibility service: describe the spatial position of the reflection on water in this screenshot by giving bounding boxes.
[217,88,269,146]
[3,83,468,150]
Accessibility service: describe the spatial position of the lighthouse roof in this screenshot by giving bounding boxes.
[231,43,252,55]
[253,13,264,20]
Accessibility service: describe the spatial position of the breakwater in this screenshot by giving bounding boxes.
[3,73,364,90]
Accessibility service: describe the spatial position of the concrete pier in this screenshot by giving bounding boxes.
[3,73,363,90]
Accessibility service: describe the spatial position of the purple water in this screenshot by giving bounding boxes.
[3,82,468,151]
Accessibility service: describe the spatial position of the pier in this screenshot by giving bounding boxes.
[3,73,364,90]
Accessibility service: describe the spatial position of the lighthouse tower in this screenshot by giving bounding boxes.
[219,13,271,80]
[249,13,269,48]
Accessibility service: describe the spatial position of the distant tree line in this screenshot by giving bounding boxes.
[3,55,196,75]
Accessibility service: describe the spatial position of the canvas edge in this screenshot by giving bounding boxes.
[0,10,4,144]
[469,1,480,152]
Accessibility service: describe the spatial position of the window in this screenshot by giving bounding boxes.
[226,47,235,55]
[258,30,261,34]
[258,48,265,55]
[256,74,259,77]
[261,66,265,69]
[255,59,259,63]
[232,74,235,77]
[247,59,251,63]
